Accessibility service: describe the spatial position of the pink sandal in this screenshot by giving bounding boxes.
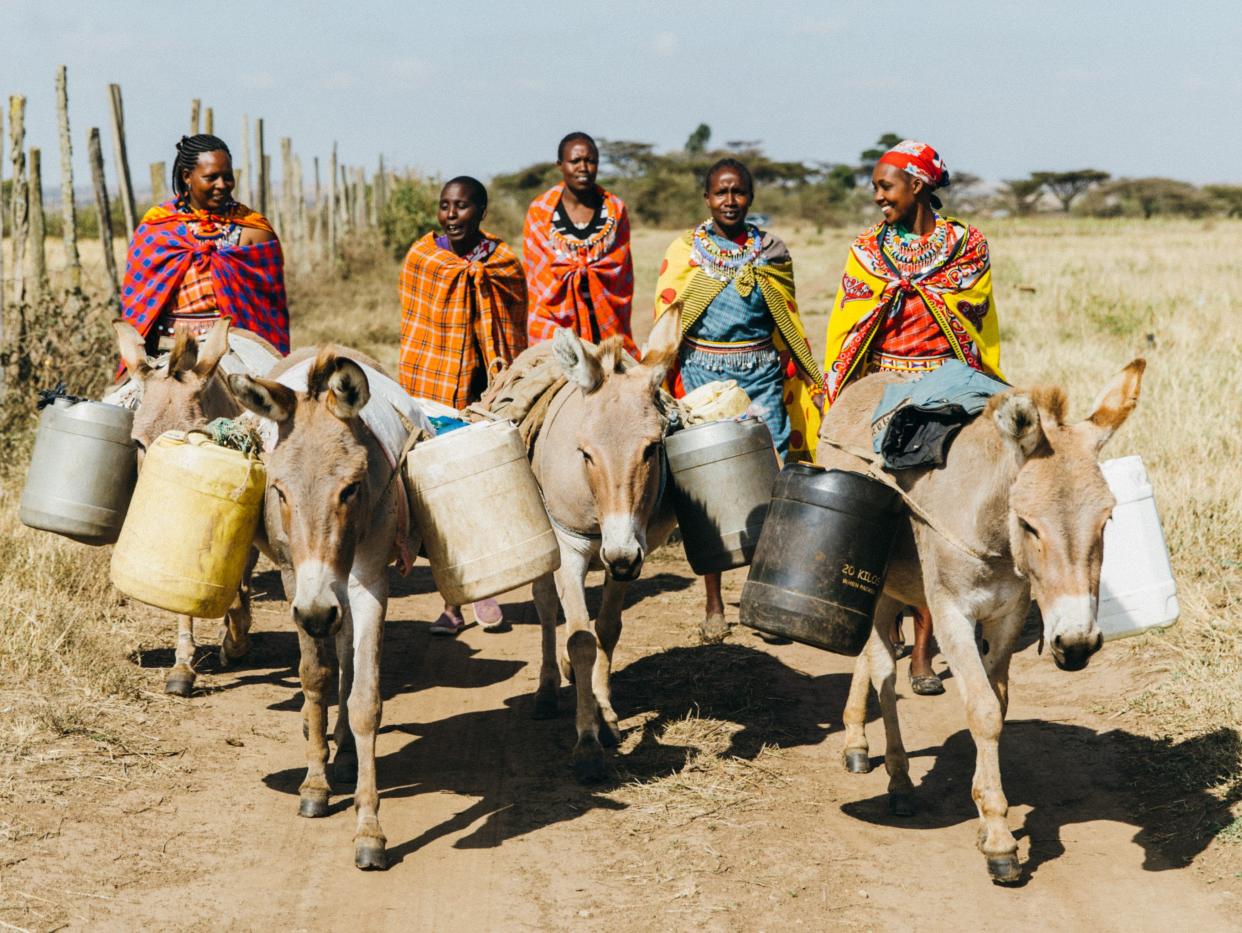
[472,599,506,632]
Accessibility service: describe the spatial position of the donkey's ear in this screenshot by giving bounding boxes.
[227,374,296,423]
[113,319,151,380]
[194,318,231,379]
[553,327,603,394]
[1082,358,1145,452]
[323,358,370,420]
[644,301,683,369]
[993,392,1045,461]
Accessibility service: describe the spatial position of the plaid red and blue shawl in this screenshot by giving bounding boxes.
[119,201,290,354]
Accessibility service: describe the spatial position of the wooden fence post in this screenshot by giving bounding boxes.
[205,106,213,136]
[107,84,137,240]
[256,118,267,216]
[375,154,387,221]
[190,98,200,135]
[87,127,120,305]
[311,155,323,259]
[263,154,271,223]
[149,162,168,203]
[328,144,338,263]
[1,103,5,374]
[28,147,48,296]
[239,114,252,205]
[294,154,310,274]
[55,65,81,291]
[355,167,367,229]
[9,95,28,308]
[280,137,293,249]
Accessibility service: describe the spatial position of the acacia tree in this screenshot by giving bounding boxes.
[1032,169,1110,212]
[1002,177,1046,216]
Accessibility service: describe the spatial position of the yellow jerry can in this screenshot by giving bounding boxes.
[111,430,266,618]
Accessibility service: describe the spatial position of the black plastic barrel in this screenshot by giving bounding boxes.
[740,464,905,655]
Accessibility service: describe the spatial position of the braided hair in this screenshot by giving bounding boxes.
[171,134,232,207]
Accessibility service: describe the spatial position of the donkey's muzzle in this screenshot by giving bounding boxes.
[295,603,340,640]
[1052,631,1103,672]
[603,548,644,582]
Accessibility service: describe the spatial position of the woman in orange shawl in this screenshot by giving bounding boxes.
[398,176,527,637]
[398,177,527,409]
[523,132,636,356]
[119,134,287,357]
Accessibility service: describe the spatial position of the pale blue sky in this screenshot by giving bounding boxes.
[2,0,1238,191]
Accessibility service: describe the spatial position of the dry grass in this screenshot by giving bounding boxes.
[0,217,1238,868]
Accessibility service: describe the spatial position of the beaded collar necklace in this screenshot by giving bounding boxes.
[881,213,950,274]
[691,221,763,283]
[177,197,240,243]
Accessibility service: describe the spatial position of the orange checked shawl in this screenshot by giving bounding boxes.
[522,184,637,356]
[398,232,528,409]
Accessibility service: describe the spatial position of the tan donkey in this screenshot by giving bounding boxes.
[529,311,682,783]
[817,359,1145,883]
[229,347,411,871]
[113,318,281,696]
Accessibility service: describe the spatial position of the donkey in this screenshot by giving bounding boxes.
[529,309,682,783]
[113,318,281,696]
[228,347,410,871]
[816,359,1145,883]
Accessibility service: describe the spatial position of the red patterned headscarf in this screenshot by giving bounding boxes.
[877,140,950,190]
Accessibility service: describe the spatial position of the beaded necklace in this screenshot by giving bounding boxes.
[881,214,949,275]
[691,221,763,283]
[176,195,241,244]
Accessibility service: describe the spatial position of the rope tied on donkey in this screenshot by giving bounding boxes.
[206,417,265,456]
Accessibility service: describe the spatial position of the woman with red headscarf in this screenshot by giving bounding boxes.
[822,140,1003,695]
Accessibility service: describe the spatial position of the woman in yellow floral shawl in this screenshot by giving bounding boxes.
[655,159,822,461]
[655,158,823,641]
[823,139,1002,694]
[823,140,1001,406]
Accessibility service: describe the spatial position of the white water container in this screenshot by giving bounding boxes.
[405,419,560,604]
[1097,455,1179,641]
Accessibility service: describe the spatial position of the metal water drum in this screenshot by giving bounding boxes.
[20,397,137,545]
[665,418,779,574]
[111,431,266,618]
[1097,455,1179,641]
[740,465,904,655]
[405,419,560,605]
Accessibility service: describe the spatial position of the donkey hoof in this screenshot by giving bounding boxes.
[571,743,607,785]
[888,791,916,818]
[699,613,730,645]
[334,752,358,786]
[164,672,195,698]
[354,843,388,871]
[598,717,621,749]
[298,791,330,819]
[842,749,872,774]
[531,690,559,720]
[987,855,1022,885]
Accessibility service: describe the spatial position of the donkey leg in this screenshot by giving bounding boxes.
[554,544,606,783]
[592,576,627,746]
[981,602,1028,719]
[842,643,873,774]
[165,614,197,697]
[333,617,358,786]
[867,598,915,815]
[219,548,260,666]
[531,572,562,720]
[295,628,334,819]
[933,599,1020,883]
[347,573,389,870]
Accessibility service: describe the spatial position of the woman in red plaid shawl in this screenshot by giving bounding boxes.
[399,176,526,637]
[523,132,636,356]
[398,177,527,409]
[119,134,288,358]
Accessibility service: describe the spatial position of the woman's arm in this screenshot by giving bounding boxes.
[239,226,277,247]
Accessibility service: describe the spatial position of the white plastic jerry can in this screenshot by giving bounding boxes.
[1097,455,1179,641]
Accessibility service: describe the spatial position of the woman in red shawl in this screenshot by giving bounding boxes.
[523,132,636,356]
[119,134,288,357]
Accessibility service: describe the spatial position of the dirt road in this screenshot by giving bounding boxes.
[4,552,1238,931]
